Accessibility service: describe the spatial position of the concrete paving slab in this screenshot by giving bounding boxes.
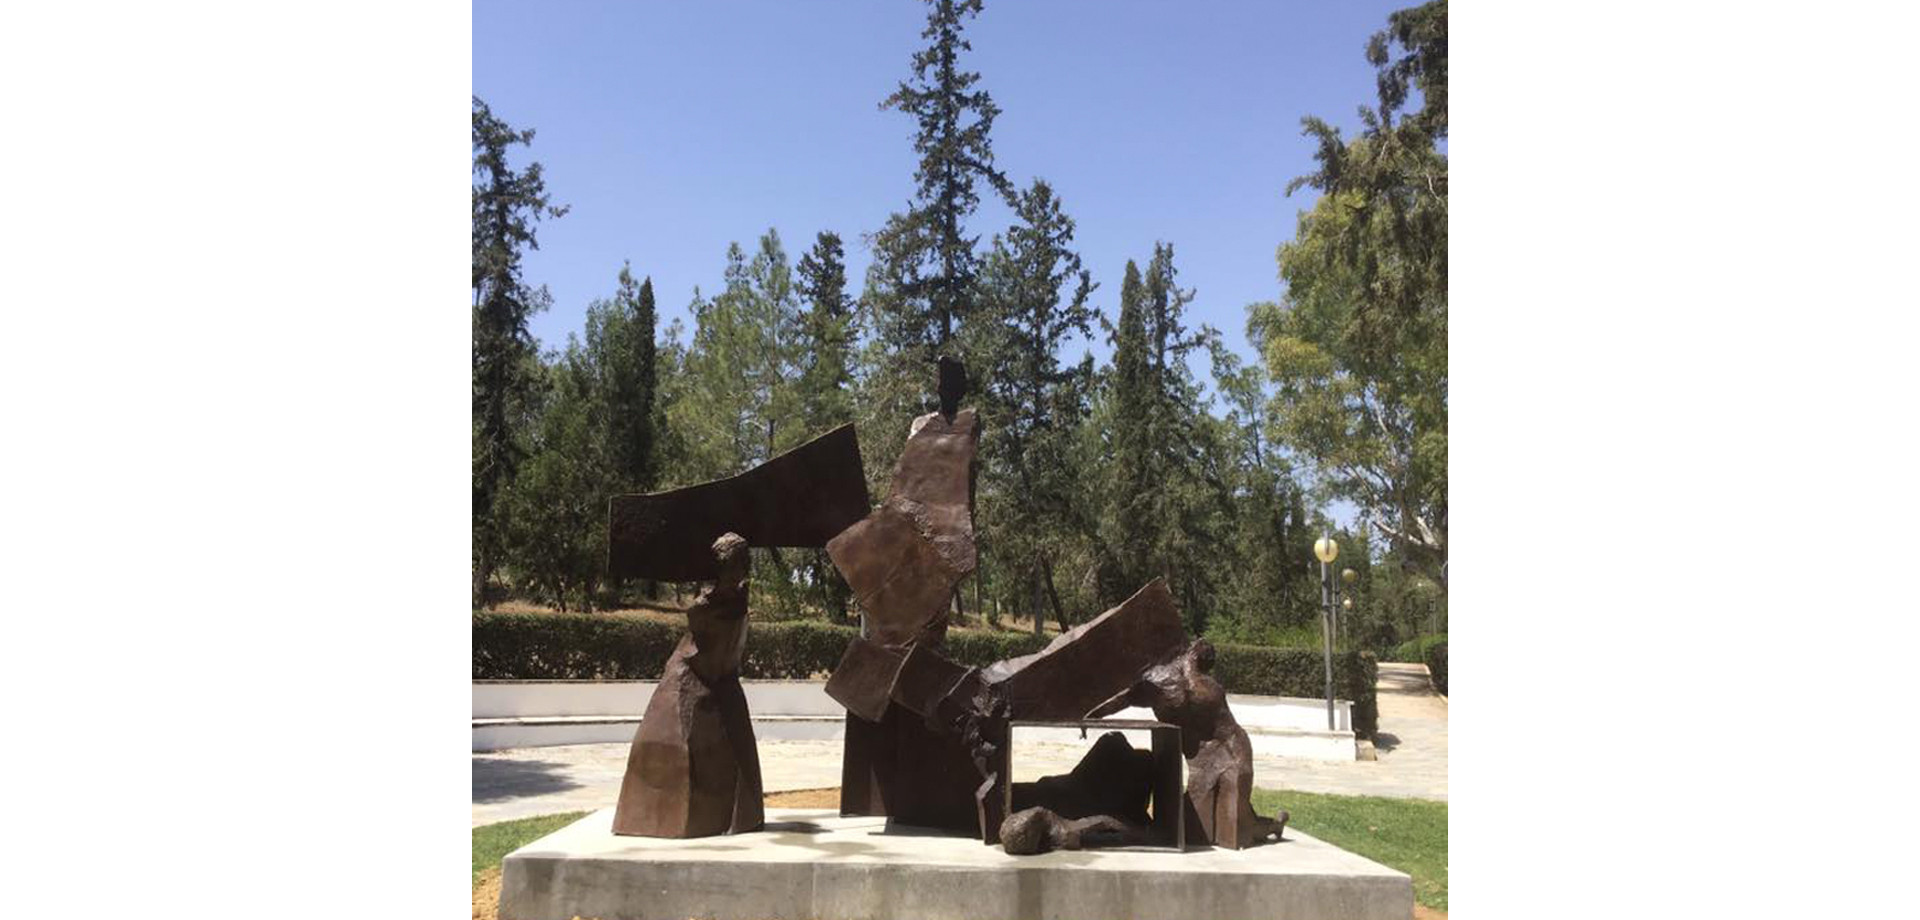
[499,807,1413,920]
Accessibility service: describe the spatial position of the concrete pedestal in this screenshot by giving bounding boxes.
[499,807,1412,920]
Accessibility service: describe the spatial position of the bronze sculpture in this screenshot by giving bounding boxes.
[1086,637,1290,849]
[612,533,765,837]
[825,356,993,833]
[608,423,869,583]
[999,807,1143,856]
[594,355,1297,853]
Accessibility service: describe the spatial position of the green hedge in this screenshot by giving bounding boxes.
[1425,640,1447,695]
[473,612,1378,737]
[1212,643,1378,739]
[1392,633,1448,664]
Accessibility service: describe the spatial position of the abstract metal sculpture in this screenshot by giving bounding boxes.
[825,376,978,646]
[612,533,765,837]
[1086,637,1290,849]
[607,424,870,583]
[982,579,1191,721]
[591,354,1298,854]
[824,357,992,833]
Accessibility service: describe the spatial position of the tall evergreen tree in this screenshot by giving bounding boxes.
[1101,260,1156,602]
[875,0,1012,353]
[795,231,855,434]
[586,264,659,495]
[503,344,609,612]
[973,179,1097,631]
[795,230,858,622]
[473,96,566,607]
[1093,246,1225,631]
[657,231,814,609]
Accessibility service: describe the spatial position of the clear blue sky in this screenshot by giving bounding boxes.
[474,0,1408,375]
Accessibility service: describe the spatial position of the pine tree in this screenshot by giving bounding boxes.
[973,179,1096,631]
[657,231,814,610]
[795,230,858,622]
[795,231,855,434]
[870,0,1011,355]
[473,96,567,608]
[503,344,609,612]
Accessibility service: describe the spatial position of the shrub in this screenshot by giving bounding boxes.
[1392,633,1447,664]
[1425,640,1447,695]
[942,629,1050,668]
[1212,643,1378,739]
[473,613,1379,737]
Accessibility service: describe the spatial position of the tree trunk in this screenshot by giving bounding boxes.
[1040,553,1067,633]
[1031,563,1044,637]
[973,565,985,631]
[473,550,493,610]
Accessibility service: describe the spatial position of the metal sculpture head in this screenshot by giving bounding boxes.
[1186,637,1216,673]
[937,354,968,419]
[710,531,749,585]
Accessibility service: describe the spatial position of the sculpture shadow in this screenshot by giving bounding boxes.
[870,820,976,839]
[471,757,583,803]
[765,834,883,858]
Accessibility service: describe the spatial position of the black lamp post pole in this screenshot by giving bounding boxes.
[1319,553,1335,731]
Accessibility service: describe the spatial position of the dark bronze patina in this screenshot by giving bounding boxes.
[1004,725,1184,851]
[611,533,765,838]
[982,579,1191,721]
[825,409,979,645]
[1086,637,1290,849]
[593,354,1298,853]
[999,807,1143,856]
[826,357,994,834]
[608,423,870,583]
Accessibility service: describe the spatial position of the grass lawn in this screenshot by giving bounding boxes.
[472,811,588,887]
[1254,788,1448,911]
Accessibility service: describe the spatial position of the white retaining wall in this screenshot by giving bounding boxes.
[473,680,1357,761]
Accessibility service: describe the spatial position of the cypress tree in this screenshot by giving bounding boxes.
[1105,260,1156,600]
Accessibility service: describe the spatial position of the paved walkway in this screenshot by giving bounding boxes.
[472,664,1447,826]
[1257,662,1448,802]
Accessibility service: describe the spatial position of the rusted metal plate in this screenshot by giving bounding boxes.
[822,637,905,724]
[983,578,1190,721]
[836,703,982,833]
[887,642,976,718]
[608,424,870,582]
[826,409,978,643]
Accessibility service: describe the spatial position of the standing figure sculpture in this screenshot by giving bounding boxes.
[1086,638,1287,849]
[612,533,765,837]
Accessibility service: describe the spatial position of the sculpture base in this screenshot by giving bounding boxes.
[498,807,1412,920]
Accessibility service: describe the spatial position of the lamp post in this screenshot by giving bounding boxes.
[1313,534,1339,730]
[1339,567,1358,649]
